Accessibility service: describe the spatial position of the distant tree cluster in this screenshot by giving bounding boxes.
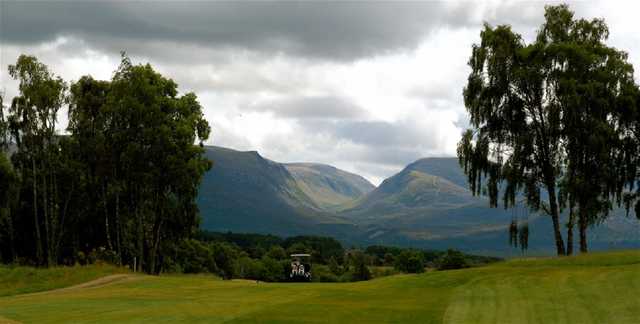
[0,54,211,273]
[458,4,640,255]
[162,232,498,281]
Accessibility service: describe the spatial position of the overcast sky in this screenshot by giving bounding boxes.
[1,1,639,184]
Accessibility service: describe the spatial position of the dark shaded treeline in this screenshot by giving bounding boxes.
[159,230,500,282]
[0,54,211,274]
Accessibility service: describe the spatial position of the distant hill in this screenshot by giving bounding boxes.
[340,157,639,254]
[198,148,640,255]
[285,163,374,211]
[338,157,533,253]
[197,146,358,239]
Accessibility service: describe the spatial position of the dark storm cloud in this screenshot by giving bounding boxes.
[0,1,478,61]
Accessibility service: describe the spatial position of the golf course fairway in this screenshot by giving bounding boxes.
[0,250,638,323]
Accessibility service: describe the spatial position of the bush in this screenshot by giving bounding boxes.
[167,239,217,274]
[394,250,425,273]
[211,242,241,279]
[266,245,287,260]
[328,256,342,275]
[369,266,399,278]
[437,249,469,270]
[261,257,286,282]
[235,256,262,279]
[349,251,371,281]
[311,265,340,282]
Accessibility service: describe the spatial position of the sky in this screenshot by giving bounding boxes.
[1,1,639,185]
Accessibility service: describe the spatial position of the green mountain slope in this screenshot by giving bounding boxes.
[340,157,639,254]
[285,163,374,211]
[197,149,639,255]
[197,146,357,238]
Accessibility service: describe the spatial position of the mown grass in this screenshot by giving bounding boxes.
[0,263,127,297]
[0,250,638,323]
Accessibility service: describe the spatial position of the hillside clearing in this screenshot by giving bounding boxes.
[0,250,638,323]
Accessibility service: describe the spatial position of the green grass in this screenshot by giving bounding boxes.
[0,263,127,297]
[0,250,638,323]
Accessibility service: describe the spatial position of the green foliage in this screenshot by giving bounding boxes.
[1,54,211,272]
[265,245,287,260]
[348,251,371,281]
[283,236,344,264]
[438,249,469,271]
[394,250,425,273]
[164,239,217,274]
[328,256,342,275]
[211,242,240,279]
[260,257,287,282]
[458,4,640,255]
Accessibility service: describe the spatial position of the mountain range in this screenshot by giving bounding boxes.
[197,146,640,256]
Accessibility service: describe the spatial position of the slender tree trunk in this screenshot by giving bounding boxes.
[566,204,575,255]
[579,207,588,253]
[43,166,52,267]
[55,180,73,262]
[49,170,58,265]
[32,158,43,265]
[546,182,566,256]
[136,204,144,273]
[8,207,16,263]
[103,183,113,251]
[115,190,122,265]
[150,217,163,275]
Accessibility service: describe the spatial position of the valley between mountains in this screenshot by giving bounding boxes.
[197,146,640,256]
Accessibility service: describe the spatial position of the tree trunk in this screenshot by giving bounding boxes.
[55,180,73,262]
[103,184,113,251]
[32,158,43,265]
[150,218,163,275]
[566,204,575,255]
[579,208,588,253]
[136,205,144,273]
[546,182,566,256]
[115,191,122,265]
[8,207,16,263]
[43,166,52,267]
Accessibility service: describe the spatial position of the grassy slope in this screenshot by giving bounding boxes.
[0,250,638,323]
[285,163,375,211]
[0,264,126,297]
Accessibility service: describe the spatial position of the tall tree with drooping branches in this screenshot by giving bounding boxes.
[458,4,639,255]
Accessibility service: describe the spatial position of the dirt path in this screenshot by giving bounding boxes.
[59,274,139,291]
[0,316,21,324]
[23,274,140,297]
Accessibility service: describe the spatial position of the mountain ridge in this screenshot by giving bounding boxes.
[197,146,640,255]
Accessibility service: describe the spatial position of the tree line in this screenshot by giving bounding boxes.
[0,54,211,273]
[154,231,500,282]
[458,4,640,256]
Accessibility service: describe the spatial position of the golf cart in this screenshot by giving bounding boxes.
[289,254,312,281]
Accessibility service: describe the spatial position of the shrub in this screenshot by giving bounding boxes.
[350,251,371,281]
[394,250,425,273]
[328,256,342,275]
[261,257,285,282]
[437,249,469,270]
[266,245,287,260]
